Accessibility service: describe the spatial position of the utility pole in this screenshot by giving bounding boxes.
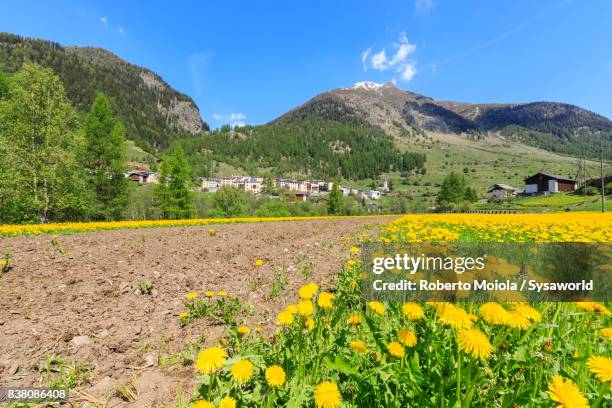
[601,132,605,212]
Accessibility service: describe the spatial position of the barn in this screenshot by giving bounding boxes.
[524,172,576,194]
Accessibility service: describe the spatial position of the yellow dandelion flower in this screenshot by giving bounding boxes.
[387,341,405,358]
[457,328,493,359]
[575,302,611,316]
[0,259,6,266]
[217,291,228,296]
[438,304,473,330]
[350,340,368,353]
[346,259,357,267]
[575,302,597,312]
[479,302,510,325]
[314,380,342,408]
[286,304,298,314]
[402,302,424,320]
[592,303,611,316]
[347,314,362,325]
[195,347,227,374]
[504,311,532,330]
[512,303,541,322]
[255,326,263,333]
[349,246,360,255]
[191,400,215,408]
[297,300,314,316]
[601,327,612,339]
[587,355,612,384]
[179,311,189,318]
[231,359,254,383]
[548,375,588,408]
[277,310,295,325]
[237,326,250,335]
[185,292,198,300]
[219,396,237,408]
[205,291,215,297]
[317,292,335,309]
[265,365,286,387]
[305,317,315,331]
[298,283,319,299]
[255,259,264,267]
[368,301,385,315]
[398,329,417,347]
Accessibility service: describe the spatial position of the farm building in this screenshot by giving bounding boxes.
[487,184,519,198]
[524,172,576,194]
[294,192,309,202]
[126,170,158,184]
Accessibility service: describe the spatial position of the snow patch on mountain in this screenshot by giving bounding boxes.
[350,81,384,91]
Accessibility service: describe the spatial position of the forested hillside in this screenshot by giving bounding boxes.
[171,120,425,180]
[500,125,611,161]
[0,32,208,151]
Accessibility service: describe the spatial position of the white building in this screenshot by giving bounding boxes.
[126,170,159,184]
[486,184,519,198]
[368,190,381,200]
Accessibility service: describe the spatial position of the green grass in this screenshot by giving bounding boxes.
[513,193,590,207]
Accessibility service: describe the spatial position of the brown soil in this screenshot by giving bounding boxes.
[0,217,392,407]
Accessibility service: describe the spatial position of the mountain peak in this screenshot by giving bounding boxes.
[350,81,384,91]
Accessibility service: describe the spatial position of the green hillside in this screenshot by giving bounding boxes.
[170,120,425,180]
[0,32,208,151]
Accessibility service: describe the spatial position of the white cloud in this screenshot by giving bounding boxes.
[100,16,108,26]
[371,50,388,70]
[361,48,371,71]
[118,26,125,35]
[361,32,417,82]
[414,0,434,13]
[399,63,417,81]
[389,41,416,66]
[212,112,246,127]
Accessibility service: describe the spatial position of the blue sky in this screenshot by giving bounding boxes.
[2,0,611,128]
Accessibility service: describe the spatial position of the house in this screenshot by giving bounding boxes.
[368,190,381,200]
[126,170,158,184]
[294,192,309,202]
[276,178,300,191]
[241,176,263,193]
[487,184,519,198]
[524,172,577,194]
[201,178,221,192]
[318,181,334,192]
[298,181,312,193]
[340,186,351,196]
[202,176,263,193]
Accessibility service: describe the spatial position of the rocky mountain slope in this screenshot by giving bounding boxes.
[274,81,612,159]
[0,33,208,151]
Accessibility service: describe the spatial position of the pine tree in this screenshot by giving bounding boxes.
[154,147,194,219]
[153,159,171,219]
[327,182,343,215]
[168,146,194,219]
[436,172,467,211]
[82,93,128,220]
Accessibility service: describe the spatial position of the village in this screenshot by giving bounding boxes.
[125,167,581,202]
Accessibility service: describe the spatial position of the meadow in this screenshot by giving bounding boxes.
[182,213,611,407]
[0,215,392,237]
